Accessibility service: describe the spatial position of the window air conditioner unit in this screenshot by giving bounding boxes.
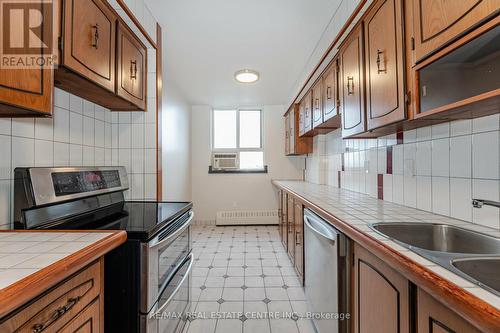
[212,153,239,170]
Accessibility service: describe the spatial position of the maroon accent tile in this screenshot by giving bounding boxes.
[341,153,345,172]
[396,131,404,145]
[377,174,384,200]
[387,146,393,175]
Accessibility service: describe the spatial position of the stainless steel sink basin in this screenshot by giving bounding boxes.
[452,258,500,295]
[371,222,500,254]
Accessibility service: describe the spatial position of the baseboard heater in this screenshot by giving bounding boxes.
[216,210,279,226]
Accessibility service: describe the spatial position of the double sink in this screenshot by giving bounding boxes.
[370,223,500,296]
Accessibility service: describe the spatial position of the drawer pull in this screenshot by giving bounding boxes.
[130,60,138,79]
[91,24,99,49]
[347,76,354,95]
[376,49,386,74]
[32,297,81,333]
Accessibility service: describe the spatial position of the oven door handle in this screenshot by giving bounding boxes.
[149,252,194,319]
[149,211,194,249]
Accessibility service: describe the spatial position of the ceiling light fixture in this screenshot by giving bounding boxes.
[234,69,260,83]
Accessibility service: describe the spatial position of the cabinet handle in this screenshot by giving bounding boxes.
[315,98,320,110]
[91,24,99,49]
[347,76,354,95]
[296,231,301,245]
[32,297,81,333]
[326,86,332,99]
[130,60,138,79]
[376,49,386,74]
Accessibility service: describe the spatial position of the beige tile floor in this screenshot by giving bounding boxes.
[183,225,317,333]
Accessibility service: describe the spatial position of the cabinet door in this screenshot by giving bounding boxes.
[62,0,116,92]
[289,108,296,155]
[116,24,147,111]
[364,0,406,130]
[281,193,288,249]
[287,196,295,261]
[304,91,313,133]
[59,299,101,333]
[298,101,306,136]
[340,26,366,137]
[323,61,339,121]
[0,1,53,116]
[417,288,481,333]
[312,81,323,128]
[285,115,290,155]
[294,202,304,282]
[354,243,410,333]
[413,0,500,62]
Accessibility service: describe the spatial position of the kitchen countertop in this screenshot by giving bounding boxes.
[0,230,127,318]
[273,180,500,332]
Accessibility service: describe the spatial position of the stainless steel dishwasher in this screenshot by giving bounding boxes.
[304,208,350,333]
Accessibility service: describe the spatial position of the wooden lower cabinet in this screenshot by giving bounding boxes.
[417,288,481,333]
[287,196,295,260]
[293,201,304,282]
[59,299,101,333]
[280,192,288,250]
[0,259,104,332]
[354,243,410,333]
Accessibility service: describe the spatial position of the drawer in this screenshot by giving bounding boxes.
[58,299,100,333]
[0,260,102,333]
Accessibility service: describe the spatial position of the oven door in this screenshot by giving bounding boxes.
[142,211,193,314]
[144,252,194,333]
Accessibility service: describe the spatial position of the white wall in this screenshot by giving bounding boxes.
[191,105,304,222]
[162,83,192,201]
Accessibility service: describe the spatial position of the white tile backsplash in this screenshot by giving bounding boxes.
[305,115,500,230]
[472,131,499,179]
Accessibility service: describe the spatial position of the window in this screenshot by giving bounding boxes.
[212,109,264,170]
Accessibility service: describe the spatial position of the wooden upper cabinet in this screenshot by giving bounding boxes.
[288,108,296,155]
[412,0,500,63]
[364,0,406,130]
[312,80,323,128]
[340,25,366,138]
[322,60,339,121]
[417,288,481,333]
[354,243,410,333]
[285,114,290,155]
[303,91,313,133]
[61,0,116,92]
[116,23,147,111]
[298,101,306,136]
[0,2,54,116]
[286,104,313,155]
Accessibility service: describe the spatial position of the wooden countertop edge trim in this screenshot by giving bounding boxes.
[0,231,127,319]
[272,181,500,333]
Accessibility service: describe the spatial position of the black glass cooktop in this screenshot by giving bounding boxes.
[23,200,193,242]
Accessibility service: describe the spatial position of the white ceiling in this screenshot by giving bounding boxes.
[146,0,343,107]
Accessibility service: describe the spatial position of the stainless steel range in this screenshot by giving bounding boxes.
[13,167,194,333]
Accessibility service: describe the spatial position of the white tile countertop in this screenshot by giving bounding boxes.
[0,232,115,290]
[272,180,500,311]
